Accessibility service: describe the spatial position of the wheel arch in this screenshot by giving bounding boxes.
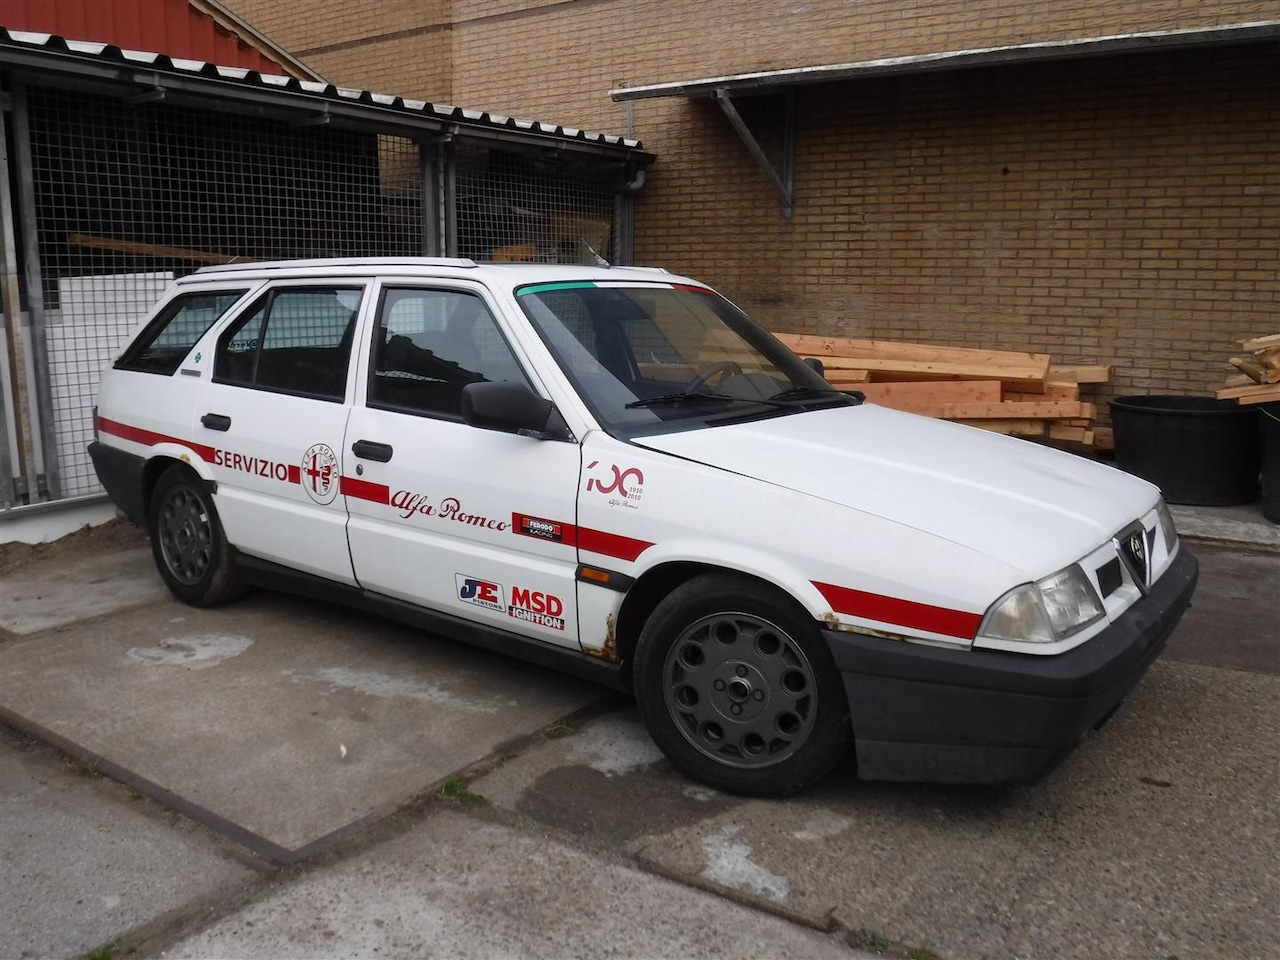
[141,451,214,525]
[615,561,820,678]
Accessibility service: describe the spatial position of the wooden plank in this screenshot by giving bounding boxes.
[1228,356,1280,384]
[1223,372,1255,387]
[794,356,1048,389]
[955,419,1046,436]
[70,233,241,265]
[1048,424,1095,444]
[825,371,870,385]
[1048,364,1112,384]
[774,332,1051,370]
[855,380,1003,406]
[1237,333,1280,351]
[1005,381,1080,402]
[1235,385,1280,405]
[1093,426,1115,450]
[1216,382,1280,401]
[940,401,1096,420]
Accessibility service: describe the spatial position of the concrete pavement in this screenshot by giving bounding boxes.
[0,518,1276,959]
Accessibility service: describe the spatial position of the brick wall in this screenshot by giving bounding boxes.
[632,44,1278,409]
[219,0,1279,406]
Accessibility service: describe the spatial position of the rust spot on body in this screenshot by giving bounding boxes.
[586,613,620,661]
[821,611,840,629]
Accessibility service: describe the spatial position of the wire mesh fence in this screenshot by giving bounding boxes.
[454,142,616,265]
[3,82,623,511]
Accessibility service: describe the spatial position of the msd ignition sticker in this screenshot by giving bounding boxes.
[508,587,565,631]
[456,575,505,612]
[585,461,644,509]
[301,443,340,505]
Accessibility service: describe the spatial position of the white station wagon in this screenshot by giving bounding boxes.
[90,258,1198,796]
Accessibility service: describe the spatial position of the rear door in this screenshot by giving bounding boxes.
[196,282,366,583]
[343,281,583,647]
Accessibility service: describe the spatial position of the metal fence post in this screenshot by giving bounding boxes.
[13,82,59,499]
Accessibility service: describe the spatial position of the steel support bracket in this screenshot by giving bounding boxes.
[712,87,795,218]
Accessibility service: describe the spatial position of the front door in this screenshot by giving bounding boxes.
[343,283,582,646]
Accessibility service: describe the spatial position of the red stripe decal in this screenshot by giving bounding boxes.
[577,527,653,563]
[287,464,301,485]
[340,476,390,504]
[812,581,982,640]
[96,415,217,463]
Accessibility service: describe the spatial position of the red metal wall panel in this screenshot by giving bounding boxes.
[0,0,288,73]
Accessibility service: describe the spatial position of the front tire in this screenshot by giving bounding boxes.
[148,466,243,607]
[634,573,851,796]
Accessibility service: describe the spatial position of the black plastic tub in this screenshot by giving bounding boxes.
[1260,402,1280,523]
[1109,395,1260,506]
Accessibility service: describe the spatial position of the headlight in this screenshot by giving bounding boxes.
[979,563,1104,644]
[1156,499,1178,554]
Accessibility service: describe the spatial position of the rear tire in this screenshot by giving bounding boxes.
[634,572,851,796]
[148,466,243,607]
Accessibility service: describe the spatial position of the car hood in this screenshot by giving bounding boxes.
[632,403,1158,579]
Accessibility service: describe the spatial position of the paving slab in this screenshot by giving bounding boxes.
[168,808,865,959]
[0,729,257,960]
[0,546,167,635]
[0,588,603,856]
[472,660,1280,960]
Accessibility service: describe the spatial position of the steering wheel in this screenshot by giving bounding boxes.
[688,360,742,392]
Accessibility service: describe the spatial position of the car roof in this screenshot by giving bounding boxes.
[185,258,691,287]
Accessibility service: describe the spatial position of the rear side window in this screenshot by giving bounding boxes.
[214,287,363,401]
[114,290,248,375]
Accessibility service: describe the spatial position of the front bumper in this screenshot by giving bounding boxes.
[823,548,1198,784]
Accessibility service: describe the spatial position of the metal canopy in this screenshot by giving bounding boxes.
[0,28,654,162]
[610,22,1279,101]
[610,21,1278,217]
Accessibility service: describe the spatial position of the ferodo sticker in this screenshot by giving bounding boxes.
[508,587,565,631]
[513,513,567,543]
[456,575,505,612]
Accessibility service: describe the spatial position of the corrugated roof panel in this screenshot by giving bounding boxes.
[0,27,651,156]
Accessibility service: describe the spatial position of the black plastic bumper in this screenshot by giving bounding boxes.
[87,440,147,526]
[823,549,1199,784]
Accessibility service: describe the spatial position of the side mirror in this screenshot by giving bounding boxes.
[802,356,825,377]
[461,381,555,435]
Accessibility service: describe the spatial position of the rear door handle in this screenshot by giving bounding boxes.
[351,439,393,463]
[200,413,231,432]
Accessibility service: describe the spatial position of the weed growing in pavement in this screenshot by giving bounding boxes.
[77,945,117,960]
[544,723,578,739]
[437,778,488,805]
[847,927,943,960]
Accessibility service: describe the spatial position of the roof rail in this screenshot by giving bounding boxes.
[195,257,479,274]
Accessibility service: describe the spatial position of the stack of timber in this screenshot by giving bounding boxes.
[772,332,1113,448]
[1214,334,1280,406]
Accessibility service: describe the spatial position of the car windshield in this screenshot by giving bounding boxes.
[514,281,855,437]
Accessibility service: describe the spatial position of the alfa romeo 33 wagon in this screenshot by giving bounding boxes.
[89,258,1197,795]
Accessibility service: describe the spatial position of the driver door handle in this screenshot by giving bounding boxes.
[352,439,393,463]
[200,413,231,432]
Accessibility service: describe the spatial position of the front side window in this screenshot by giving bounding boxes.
[368,288,530,418]
[515,282,852,437]
[115,289,248,375]
[213,287,362,401]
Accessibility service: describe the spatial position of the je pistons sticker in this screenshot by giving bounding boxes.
[301,443,339,504]
[456,575,505,612]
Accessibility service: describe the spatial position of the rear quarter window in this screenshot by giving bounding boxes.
[115,290,249,375]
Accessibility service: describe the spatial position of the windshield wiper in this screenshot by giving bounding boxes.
[768,385,863,404]
[626,390,788,410]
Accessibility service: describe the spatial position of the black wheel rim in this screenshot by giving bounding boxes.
[157,484,212,586]
[662,612,818,769]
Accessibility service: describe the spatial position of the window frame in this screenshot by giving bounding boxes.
[211,282,367,404]
[114,287,252,376]
[364,283,536,423]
